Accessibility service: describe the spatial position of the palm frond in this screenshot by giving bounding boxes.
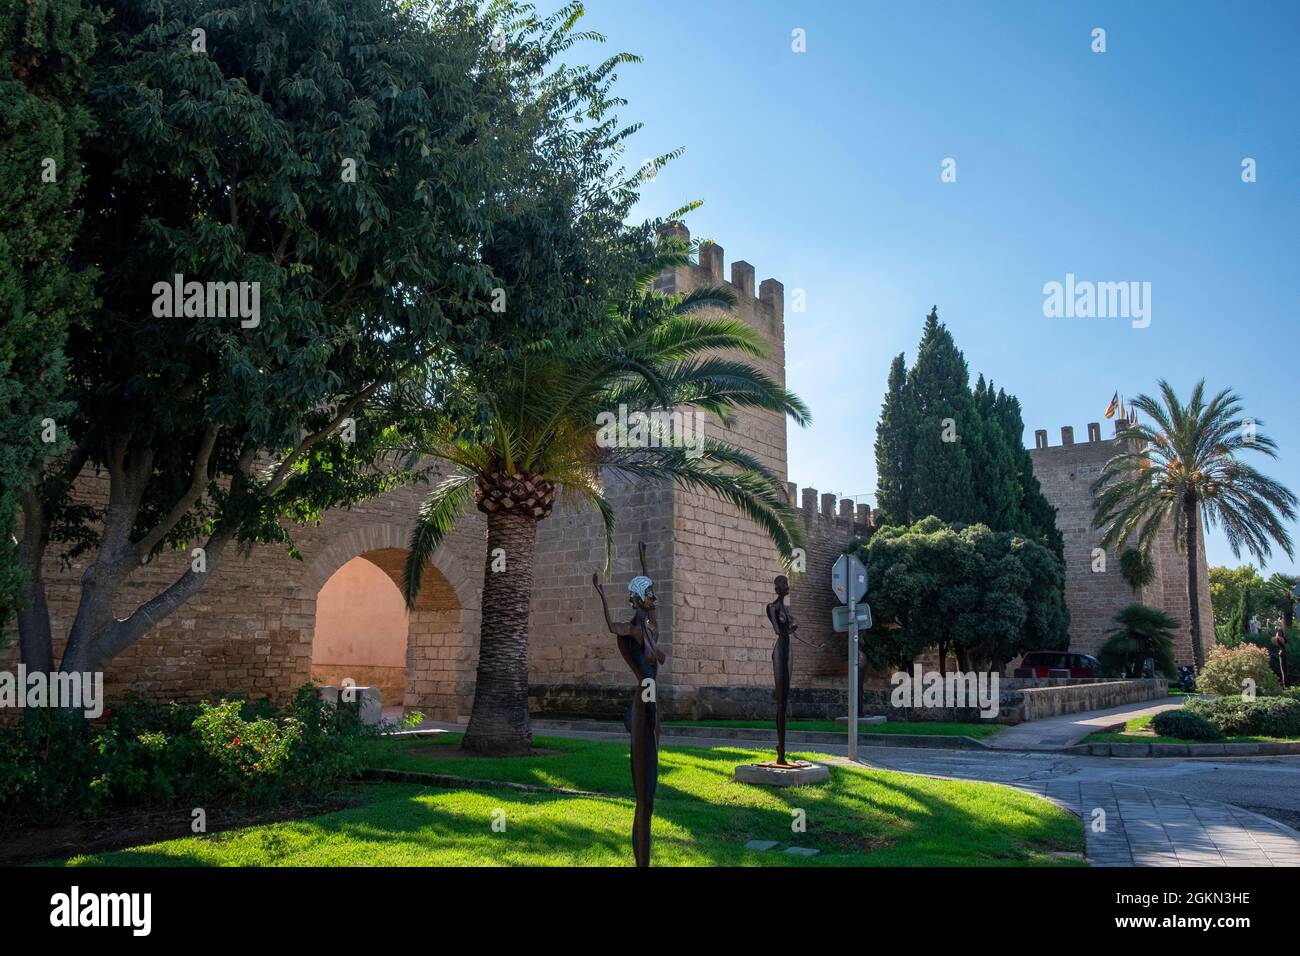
[402,474,476,609]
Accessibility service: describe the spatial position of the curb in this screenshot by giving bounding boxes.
[1066,741,1300,758]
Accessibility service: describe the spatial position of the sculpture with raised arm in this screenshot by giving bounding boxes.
[766,574,823,765]
[592,541,666,867]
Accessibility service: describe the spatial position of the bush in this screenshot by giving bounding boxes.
[0,685,377,826]
[1186,695,1300,738]
[1150,709,1222,741]
[1198,644,1282,697]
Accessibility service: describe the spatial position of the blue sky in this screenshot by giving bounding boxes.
[562,0,1300,574]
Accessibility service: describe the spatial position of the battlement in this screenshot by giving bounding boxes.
[1030,418,1131,451]
[657,222,784,327]
[785,481,874,533]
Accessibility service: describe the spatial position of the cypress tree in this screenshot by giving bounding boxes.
[873,352,913,524]
[971,376,1021,530]
[905,307,982,524]
[871,307,1063,557]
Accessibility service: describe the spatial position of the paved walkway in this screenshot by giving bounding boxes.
[1023,780,1300,866]
[984,698,1184,750]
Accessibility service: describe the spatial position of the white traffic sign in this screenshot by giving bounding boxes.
[831,553,868,604]
[833,603,872,633]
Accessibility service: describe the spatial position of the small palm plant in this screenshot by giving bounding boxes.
[1093,381,1297,669]
[399,243,810,754]
[1098,604,1179,679]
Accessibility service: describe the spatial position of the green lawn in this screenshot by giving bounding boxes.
[663,719,1003,739]
[55,735,1081,867]
[1084,714,1300,745]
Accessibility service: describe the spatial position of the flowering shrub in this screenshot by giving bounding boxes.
[1197,644,1282,697]
[0,685,377,825]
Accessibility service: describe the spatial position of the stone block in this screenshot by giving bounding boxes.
[734,761,830,787]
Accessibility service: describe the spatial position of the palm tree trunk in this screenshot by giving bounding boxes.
[462,509,540,755]
[1184,495,1206,670]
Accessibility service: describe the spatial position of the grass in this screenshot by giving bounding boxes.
[662,719,1003,739]
[54,734,1082,867]
[1084,714,1300,745]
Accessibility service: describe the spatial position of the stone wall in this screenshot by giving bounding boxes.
[2,464,487,722]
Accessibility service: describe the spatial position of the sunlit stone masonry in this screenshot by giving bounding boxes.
[4,229,1209,722]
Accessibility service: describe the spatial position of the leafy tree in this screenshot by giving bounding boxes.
[0,0,99,631]
[852,516,1068,675]
[1209,564,1268,627]
[14,0,649,690]
[398,240,810,754]
[1093,381,1298,669]
[1097,604,1178,679]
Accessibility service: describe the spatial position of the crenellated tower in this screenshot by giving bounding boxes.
[1028,418,1214,666]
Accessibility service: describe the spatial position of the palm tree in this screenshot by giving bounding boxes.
[1119,546,1155,594]
[398,244,810,754]
[1265,572,1299,632]
[1098,604,1179,679]
[1093,380,1297,670]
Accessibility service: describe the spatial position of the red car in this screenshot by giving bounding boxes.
[1018,651,1099,678]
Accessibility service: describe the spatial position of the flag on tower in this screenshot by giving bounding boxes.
[1104,392,1119,419]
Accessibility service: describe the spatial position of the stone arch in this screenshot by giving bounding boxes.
[294,521,482,721]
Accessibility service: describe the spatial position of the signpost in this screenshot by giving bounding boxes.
[831,553,868,761]
[832,604,872,632]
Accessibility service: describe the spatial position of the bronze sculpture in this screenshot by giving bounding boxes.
[593,542,665,868]
[765,575,822,766]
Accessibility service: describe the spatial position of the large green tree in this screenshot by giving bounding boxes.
[14,0,648,688]
[853,516,1068,674]
[872,353,912,525]
[0,0,99,631]
[399,239,810,754]
[1093,381,1297,669]
[905,308,982,524]
[872,307,1060,553]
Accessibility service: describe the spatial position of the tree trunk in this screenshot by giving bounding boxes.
[1184,495,1205,670]
[462,509,540,755]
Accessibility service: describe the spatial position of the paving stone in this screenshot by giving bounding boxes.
[744,840,780,851]
[784,846,819,857]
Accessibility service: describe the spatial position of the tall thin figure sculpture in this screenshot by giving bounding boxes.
[766,575,822,766]
[593,542,666,867]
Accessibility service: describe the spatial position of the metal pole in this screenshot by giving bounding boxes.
[848,589,859,761]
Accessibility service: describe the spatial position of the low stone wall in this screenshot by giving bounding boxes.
[529,677,1169,724]
[1015,678,1167,721]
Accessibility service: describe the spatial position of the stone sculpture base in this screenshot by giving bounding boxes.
[733,760,830,787]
